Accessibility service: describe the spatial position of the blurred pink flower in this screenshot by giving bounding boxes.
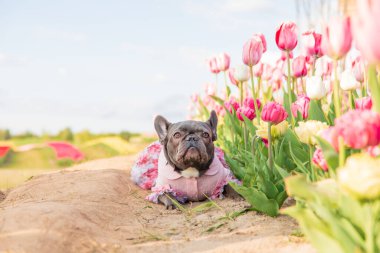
[276,21,298,51]
[302,30,323,58]
[312,148,328,171]
[335,110,380,149]
[214,104,225,117]
[243,97,261,111]
[228,68,238,86]
[236,107,256,121]
[190,93,199,103]
[262,63,274,81]
[321,16,352,59]
[253,62,264,77]
[224,97,240,113]
[216,52,230,72]
[367,145,380,157]
[291,95,310,119]
[261,102,288,125]
[280,50,293,61]
[256,33,267,52]
[208,57,220,74]
[204,83,216,96]
[351,56,365,83]
[355,97,372,110]
[352,0,380,64]
[242,36,264,67]
[292,55,308,78]
[315,56,333,78]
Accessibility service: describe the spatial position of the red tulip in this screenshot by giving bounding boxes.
[275,21,298,51]
[352,0,380,64]
[291,95,310,119]
[208,57,220,74]
[216,52,230,72]
[242,36,264,67]
[236,107,256,121]
[292,56,308,78]
[355,97,372,110]
[261,102,288,125]
[302,30,323,58]
[321,16,352,60]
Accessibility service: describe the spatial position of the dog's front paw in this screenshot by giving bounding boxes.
[158,194,176,210]
[224,184,243,200]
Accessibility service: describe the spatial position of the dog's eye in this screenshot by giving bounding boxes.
[173,132,181,138]
[202,132,210,138]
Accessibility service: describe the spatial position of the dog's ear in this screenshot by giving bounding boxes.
[154,115,171,144]
[206,110,218,141]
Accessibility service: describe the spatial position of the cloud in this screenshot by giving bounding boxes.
[34,26,88,42]
[0,52,29,67]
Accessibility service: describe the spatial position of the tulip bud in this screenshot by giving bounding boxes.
[208,57,220,74]
[234,65,250,82]
[261,102,288,125]
[276,21,298,51]
[242,36,264,67]
[216,52,230,72]
[302,30,323,58]
[351,56,365,83]
[340,70,361,91]
[256,33,267,52]
[306,76,327,99]
[236,107,255,121]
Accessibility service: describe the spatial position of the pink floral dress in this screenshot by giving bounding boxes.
[131,141,235,203]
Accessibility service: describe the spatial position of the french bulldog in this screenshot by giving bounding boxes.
[154,110,239,209]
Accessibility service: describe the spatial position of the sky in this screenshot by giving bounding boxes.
[0,0,302,134]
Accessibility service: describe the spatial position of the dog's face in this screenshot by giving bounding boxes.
[154,111,218,177]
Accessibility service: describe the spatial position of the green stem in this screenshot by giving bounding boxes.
[239,81,244,107]
[223,71,228,91]
[349,91,354,109]
[368,65,380,113]
[243,123,248,151]
[333,60,341,118]
[249,66,261,124]
[338,137,345,168]
[268,122,273,172]
[286,51,295,128]
[312,56,317,75]
[309,144,315,182]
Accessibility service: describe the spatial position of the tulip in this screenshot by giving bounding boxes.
[302,30,323,58]
[306,76,327,100]
[335,110,380,149]
[275,21,298,51]
[291,95,310,119]
[272,88,284,104]
[367,146,380,157]
[253,62,264,77]
[224,97,240,113]
[236,107,255,121]
[204,83,216,96]
[292,56,308,78]
[208,57,220,74]
[315,56,333,79]
[295,120,329,146]
[338,154,380,200]
[243,97,261,111]
[233,65,250,82]
[351,56,365,83]
[261,102,288,125]
[256,33,267,52]
[321,16,352,60]
[355,97,372,110]
[280,51,293,61]
[228,68,238,86]
[255,120,288,140]
[216,52,230,72]
[340,70,361,91]
[352,0,380,64]
[214,104,225,117]
[242,36,264,67]
[319,127,340,151]
[312,148,328,171]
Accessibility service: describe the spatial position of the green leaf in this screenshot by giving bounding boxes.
[309,100,328,123]
[258,176,279,199]
[315,136,339,171]
[368,65,380,113]
[210,95,225,106]
[230,182,279,217]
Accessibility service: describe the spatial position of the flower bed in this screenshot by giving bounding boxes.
[0,146,11,165]
[188,0,380,251]
[47,142,84,162]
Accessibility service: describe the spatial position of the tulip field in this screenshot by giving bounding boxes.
[188,1,380,252]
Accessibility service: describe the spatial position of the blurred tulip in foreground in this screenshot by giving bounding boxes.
[261,102,288,125]
[355,97,372,110]
[340,70,361,91]
[275,21,298,51]
[352,56,365,83]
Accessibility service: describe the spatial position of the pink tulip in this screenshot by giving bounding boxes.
[204,83,216,96]
[335,110,380,149]
[280,51,293,61]
[315,56,333,78]
[352,0,380,64]
[261,102,288,125]
[242,36,264,67]
[208,57,220,74]
[256,33,267,52]
[321,16,352,60]
[320,127,340,151]
[302,30,323,58]
[253,62,264,77]
[367,146,380,157]
[291,95,310,119]
[275,21,298,51]
[355,97,372,110]
[215,104,225,117]
[262,64,274,81]
[228,68,238,86]
[243,97,261,111]
[224,97,240,113]
[216,52,230,72]
[236,107,256,121]
[312,148,328,171]
[352,56,365,83]
[292,56,308,78]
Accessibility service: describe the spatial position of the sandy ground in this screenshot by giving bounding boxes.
[0,155,316,253]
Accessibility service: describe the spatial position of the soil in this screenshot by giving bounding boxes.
[0,155,316,253]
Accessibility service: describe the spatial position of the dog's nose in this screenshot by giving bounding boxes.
[186,135,199,142]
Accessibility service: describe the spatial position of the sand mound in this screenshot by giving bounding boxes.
[0,155,315,253]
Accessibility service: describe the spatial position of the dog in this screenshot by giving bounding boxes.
[131,110,238,209]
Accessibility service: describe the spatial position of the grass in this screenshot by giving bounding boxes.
[81,143,119,160]
[1,147,57,169]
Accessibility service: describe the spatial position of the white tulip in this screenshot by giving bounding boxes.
[306,76,327,100]
[234,65,250,82]
[340,69,361,91]
[273,88,284,104]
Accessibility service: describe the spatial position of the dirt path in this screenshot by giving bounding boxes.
[0,155,316,253]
